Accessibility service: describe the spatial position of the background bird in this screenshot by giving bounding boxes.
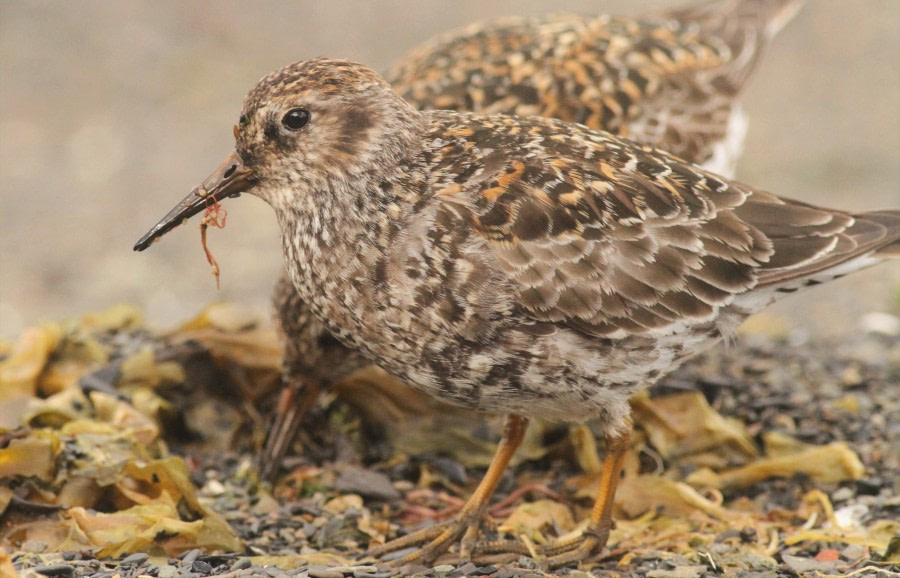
[134,56,898,566]
[262,0,805,482]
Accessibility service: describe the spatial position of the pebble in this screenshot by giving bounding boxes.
[156,566,182,578]
[830,486,854,502]
[193,559,214,574]
[32,564,75,577]
[205,478,227,495]
[309,569,347,578]
[21,539,48,553]
[646,566,706,578]
[334,465,400,501]
[180,548,201,564]
[11,334,897,578]
[448,562,477,577]
[121,552,150,565]
[841,544,867,560]
[427,456,468,486]
[781,554,838,573]
[859,312,900,336]
[331,566,378,574]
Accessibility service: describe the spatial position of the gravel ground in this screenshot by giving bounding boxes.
[8,321,900,577]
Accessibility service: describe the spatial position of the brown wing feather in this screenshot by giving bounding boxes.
[426,111,899,338]
[630,0,804,168]
[388,2,802,172]
[429,113,771,337]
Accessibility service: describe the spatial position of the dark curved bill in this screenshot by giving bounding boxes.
[133,150,254,251]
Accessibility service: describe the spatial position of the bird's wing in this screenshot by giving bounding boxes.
[426,112,892,338]
[615,0,804,172]
[388,3,802,175]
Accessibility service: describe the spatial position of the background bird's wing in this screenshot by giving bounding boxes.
[618,0,804,173]
[389,2,803,175]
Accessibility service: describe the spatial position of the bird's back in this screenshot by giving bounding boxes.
[387,0,804,176]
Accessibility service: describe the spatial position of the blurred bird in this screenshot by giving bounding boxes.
[262,0,805,483]
[134,54,897,566]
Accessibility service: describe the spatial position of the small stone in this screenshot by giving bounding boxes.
[308,569,346,578]
[831,486,854,502]
[815,549,840,562]
[432,565,455,574]
[515,557,539,569]
[646,566,706,578]
[179,549,201,564]
[334,464,400,501]
[856,477,884,495]
[231,557,253,571]
[32,564,75,577]
[834,503,868,527]
[193,559,213,574]
[21,540,48,553]
[781,554,838,573]
[204,478,227,495]
[427,456,468,486]
[156,565,181,578]
[332,566,376,574]
[121,552,150,565]
[859,312,900,336]
[449,562,477,577]
[841,543,867,560]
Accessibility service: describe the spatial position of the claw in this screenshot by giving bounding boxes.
[366,415,531,565]
[365,418,632,569]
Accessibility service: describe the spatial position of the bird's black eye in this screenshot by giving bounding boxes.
[282,108,311,131]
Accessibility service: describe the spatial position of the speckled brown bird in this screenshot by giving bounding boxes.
[135,57,899,566]
[263,0,805,482]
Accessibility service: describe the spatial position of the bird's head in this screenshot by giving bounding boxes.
[134,58,423,251]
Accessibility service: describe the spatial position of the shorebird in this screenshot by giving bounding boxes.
[134,57,898,566]
[263,0,805,482]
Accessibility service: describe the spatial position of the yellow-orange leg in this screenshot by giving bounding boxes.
[366,414,530,565]
[542,422,633,567]
[258,378,321,482]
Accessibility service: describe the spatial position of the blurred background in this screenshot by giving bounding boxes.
[1,0,898,340]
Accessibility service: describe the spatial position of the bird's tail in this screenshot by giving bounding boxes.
[660,0,805,89]
[860,210,900,259]
[665,0,805,40]
[753,207,900,289]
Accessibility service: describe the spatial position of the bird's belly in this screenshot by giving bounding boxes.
[284,227,730,428]
[292,254,724,429]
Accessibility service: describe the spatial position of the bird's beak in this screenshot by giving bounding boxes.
[133,150,254,251]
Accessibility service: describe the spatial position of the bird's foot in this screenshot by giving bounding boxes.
[365,509,499,566]
[472,521,611,569]
[540,521,612,568]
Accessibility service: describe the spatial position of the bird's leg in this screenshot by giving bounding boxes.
[366,414,530,565]
[258,377,321,483]
[542,422,632,568]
